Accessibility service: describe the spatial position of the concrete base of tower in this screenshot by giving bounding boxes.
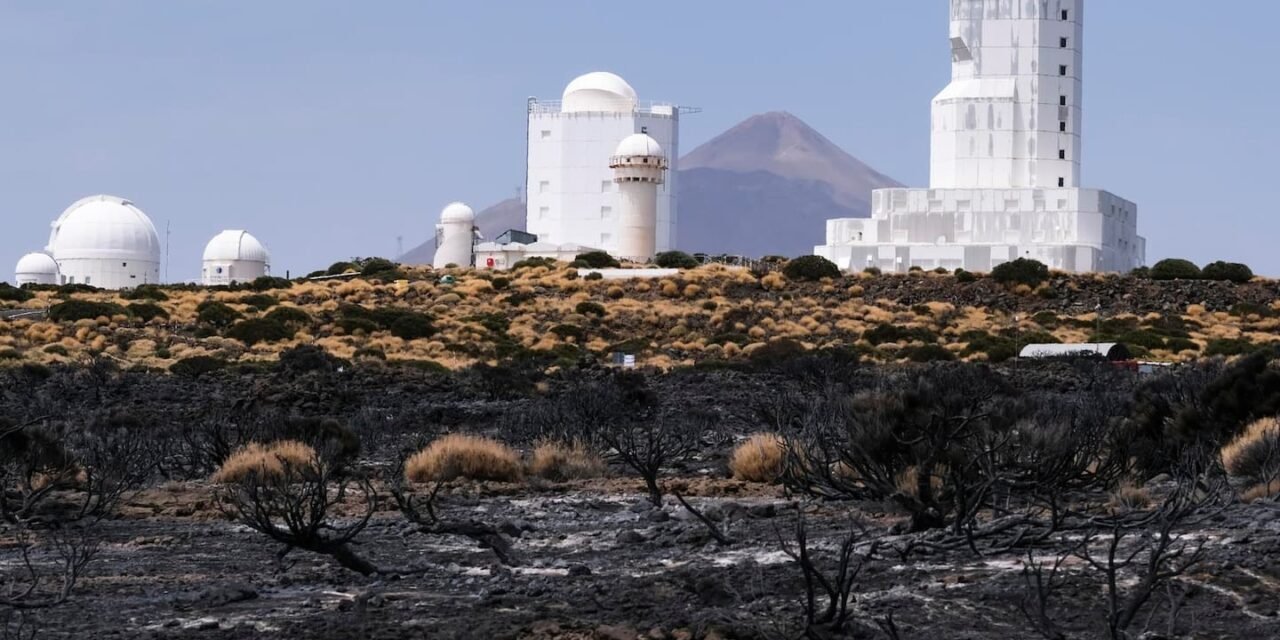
[814,187,1145,274]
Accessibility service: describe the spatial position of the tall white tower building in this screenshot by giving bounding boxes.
[433,202,476,269]
[610,134,667,262]
[525,72,694,255]
[816,0,1144,273]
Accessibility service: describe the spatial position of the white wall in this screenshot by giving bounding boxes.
[202,259,268,286]
[526,106,679,254]
[58,258,160,289]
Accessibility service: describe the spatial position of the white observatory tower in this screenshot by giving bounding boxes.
[202,230,270,286]
[46,195,162,289]
[433,202,476,269]
[815,0,1144,274]
[526,72,694,255]
[610,134,667,262]
[14,253,60,286]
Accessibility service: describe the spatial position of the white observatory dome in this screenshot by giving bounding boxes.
[440,202,476,223]
[202,230,270,286]
[614,133,664,158]
[562,72,638,113]
[46,195,162,289]
[14,252,60,286]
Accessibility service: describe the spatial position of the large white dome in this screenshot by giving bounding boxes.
[47,195,161,264]
[14,252,60,285]
[203,230,270,264]
[440,202,475,223]
[562,72,638,114]
[614,133,664,158]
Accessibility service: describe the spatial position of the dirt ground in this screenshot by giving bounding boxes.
[17,477,1280,640]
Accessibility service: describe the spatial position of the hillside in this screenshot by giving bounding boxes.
[401,112,899,264]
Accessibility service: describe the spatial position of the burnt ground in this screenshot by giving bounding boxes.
[16,475,1280,640]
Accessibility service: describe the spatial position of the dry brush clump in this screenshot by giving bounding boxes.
[211,441,317,484]
[1220,417,1280,500]
[527,440,607,481]
[729,433,787,483]
[405,434,523,483]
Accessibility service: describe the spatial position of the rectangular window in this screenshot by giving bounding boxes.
[1060,37,1068,48]
[538,181,550,194]
[1059,65,1068,76]
[601,206,613,219]
[1058,177,1065,187]
[600,233,613,245]
[1060,95,1068,106]
[1062,9,1069,20]
[601,180,612,193]
[1059,121,1067,132]
[540,130,551,140]
[1059,150,1066,159]
[538,206,550,219]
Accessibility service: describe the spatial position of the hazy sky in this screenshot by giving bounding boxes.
[2,1,1277,280]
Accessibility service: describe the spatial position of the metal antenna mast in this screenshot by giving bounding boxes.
[165,220,171,283]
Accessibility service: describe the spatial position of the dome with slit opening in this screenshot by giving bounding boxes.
[562,72,638,113]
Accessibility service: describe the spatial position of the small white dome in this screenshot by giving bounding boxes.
[203,230,270,264]
[614,133,664,158]
[440,202,476,223]
[47,195,161,264]
[562,72,638,113]
[15,253,60,283]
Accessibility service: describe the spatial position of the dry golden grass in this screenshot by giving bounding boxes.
[1241,480,1279,503]
[211,441,317,484]
[729,433,787,483]
[405,434,523,483]
[527,441,607,481]
[1221,417,1280,480]
[895,465,945,498]
[1107,480,1152,512]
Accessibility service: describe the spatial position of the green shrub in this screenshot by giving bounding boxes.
[327,261,357,275]
[991,258,1049,287]
[353,347,386,360]
[782,255,840,281]
[1202,261,1254,284]
[122,285,168,301]
[338,317,379,335]
[960,331,1017,363]
[264,306,311,328]
[126,303,169,323]
[862,266,882,276]
[863,324,938,346]
[250,276,293,291]
[512,257,556,270]
[238,294,279,309]
[1150,259,1202,281]
[389,313,435,340]
[491,277,510,290]
[226,318,294,346]
[1164,337,1200,353]
[574,251,620,269]
[0,283,34,303]
[48,300,129,322]
[170,356,226,377]
[359,258,398,277]
[1230,302,1274,319]
[55,284,100,297]
[575,301,606,317]
[654,251,699,269]
[197,301,242,327]
[584,272,604,281]
[1128,266,1152,279]
[1205,339,1260,357]
[550,324,585,341]
[711,332,751,346]
[155,346,172,359]
[42,344,69,356]
[901,344,955,363]
[0,348,21,361]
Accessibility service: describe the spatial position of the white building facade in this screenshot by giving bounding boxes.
[202,230,270,286]
[816,0,1144,273]
[610,133,667,262]
[525,72,692,256]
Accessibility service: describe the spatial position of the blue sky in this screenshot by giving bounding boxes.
[2,1,1277,280]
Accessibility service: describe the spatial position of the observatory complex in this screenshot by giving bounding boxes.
[201,230,271,286]
[524,72,692,256]
[816,0,1144,273]
[22,195,165,289]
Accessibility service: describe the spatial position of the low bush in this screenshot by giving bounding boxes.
[390,313,435,340]
[863,324,938,346]
[42,344,69,356]
[575,301,606,317]
[729,433,787,483]
[226,318,294,346]
[197,300,242,327]
[0,283,34,303]
[901,344,956,362]
[1107,481,1152,513]
[991,258,1049,287]
[122,285,168,301]
[1230,302,1274,319]
[1205,338,1260,357]
[250,276,293,291]
[264,306,311,328]
[211,441,317,484]
[654,251,699,269]
[359,258,398,277]
[170,355,227,377]
[528,441,607,481]
[490,277,511,290]
[238,294,279,309]
[960,331,1017,363]
[0,348,21,361]
[783,255,840,281]
[1202,261,1254,284]
[954,268,977,283]
[127,302,169,323]
[405,434,523,483]
[327,261,357,275]
[584,272,604,281]
[575,251,620,269]
[48,300,129,322]
[512,257,556,270]
[1220,417,1280,483]
[550,324,585,341]
[1150,258,1202,281]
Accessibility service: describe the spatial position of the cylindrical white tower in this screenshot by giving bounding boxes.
[14,252,60,286]
[433,202,476,269]
[46,195,162,289]
[202,230,271,286]
[610,134,667,262]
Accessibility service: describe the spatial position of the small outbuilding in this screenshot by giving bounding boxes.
[202,230,270,286]
[14,252,60,286]
[1019,343,1132,361]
